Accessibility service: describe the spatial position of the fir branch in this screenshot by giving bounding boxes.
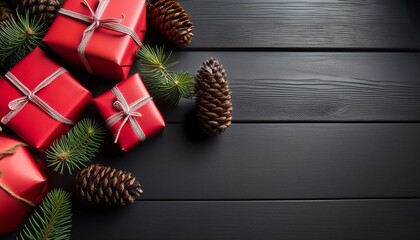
[46,118,105,175]
[17,189,72,240]
[136,44,177,83]
[136,45,196,105]
[0,11,46,71]
[146,72,196,105]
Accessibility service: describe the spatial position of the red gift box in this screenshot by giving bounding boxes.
[94,74,165,151]
[43,0,147,81]
[0,48,92,150]
[0,134,48,234]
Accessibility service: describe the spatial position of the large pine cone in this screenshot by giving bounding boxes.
[196,58,233,136]
[13,0,61,26]
[147,0,193,48]
[0,2,13,23]
[75,164,143,207]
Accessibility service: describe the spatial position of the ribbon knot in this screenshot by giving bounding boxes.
[91,18,100,29]
[0,68,75,132]
[27,92,35,102]
[105,87,152,144]
[113,100,142,117]
[59,0,142,74]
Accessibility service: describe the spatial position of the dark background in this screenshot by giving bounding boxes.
[3,0,420,239]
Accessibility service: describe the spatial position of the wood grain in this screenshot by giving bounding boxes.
[49,123,420,200]
[162,52,420,122]
[4,1,418,239]
[4,200,418,240]
[56,52,420,122]
[71,199,420,240]
[170,0,420,49]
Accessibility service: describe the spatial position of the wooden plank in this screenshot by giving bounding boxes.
[163,52,420,122]
[59,52,420,122]
[50,123,420,199]
[5,200,420,239]
[154,0,420,49]
[68,200,420,240]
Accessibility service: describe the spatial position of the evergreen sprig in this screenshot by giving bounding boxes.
[0,11,47,71]
[17,189,72,240]
[137,44,177,83]
[46,118,105,175]
[136,44,196,105]
[148,72,195,105]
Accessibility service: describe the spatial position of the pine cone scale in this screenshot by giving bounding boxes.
[76,164,143,207]
[0,2,14,23]
[13,0,61,26]
[196,58,233,136]
[147,0,193,48]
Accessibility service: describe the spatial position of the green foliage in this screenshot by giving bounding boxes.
[0,11,47,71]
[46,118,105,175]
[136,44,177,83]
[148,72,195,105]
[17,189,72,240]
[136,44,196,105]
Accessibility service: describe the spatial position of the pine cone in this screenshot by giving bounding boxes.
[196,58,233,136]
[75,164,143,207]
[13,0,61,26]
[147,0,193,48]
[0,2,14,23]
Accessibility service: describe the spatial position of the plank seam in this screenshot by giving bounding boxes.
[177,48,420,53]
[136,197,420,202]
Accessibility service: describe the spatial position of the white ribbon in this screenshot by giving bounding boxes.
[0,68,75,131]
[59,0,143,74]
[105,86,152,143]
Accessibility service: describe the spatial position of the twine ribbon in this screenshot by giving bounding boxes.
[105,86,152,143]
[0,144,35,207]
[0,68,75,131]
[59,0,142,74]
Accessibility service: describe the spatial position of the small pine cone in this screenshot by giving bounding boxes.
[0,2,14,23]
[147,0,193,48]
[14,0,61,26]
[196,58,233,136]
[75,164,143,207]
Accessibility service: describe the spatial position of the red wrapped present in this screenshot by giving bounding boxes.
[94,74,165,151]
[0,48,92,150]
[0,134,48,234]
[43,0,146,81]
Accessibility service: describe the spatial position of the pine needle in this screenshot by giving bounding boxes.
[46,118,105,175]
[17,189,72,240]
[136,44,196,105]
[0,11,47,71]
[147,72,196,105]
[136,44,177,83]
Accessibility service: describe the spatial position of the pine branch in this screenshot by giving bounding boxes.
[136,44,196,105]
[46,118,106,175]
[136,44,177,83]
[17,189,72,240]
[147,72,196,105]
[0,11,46,71]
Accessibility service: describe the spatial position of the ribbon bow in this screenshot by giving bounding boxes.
[59,0,142,73]
[0,68,75,131]
[105,87,152,143]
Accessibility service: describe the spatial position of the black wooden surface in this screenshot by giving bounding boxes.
[69,200,420,240]
[157,0,420,49]
[3,0,420,239]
